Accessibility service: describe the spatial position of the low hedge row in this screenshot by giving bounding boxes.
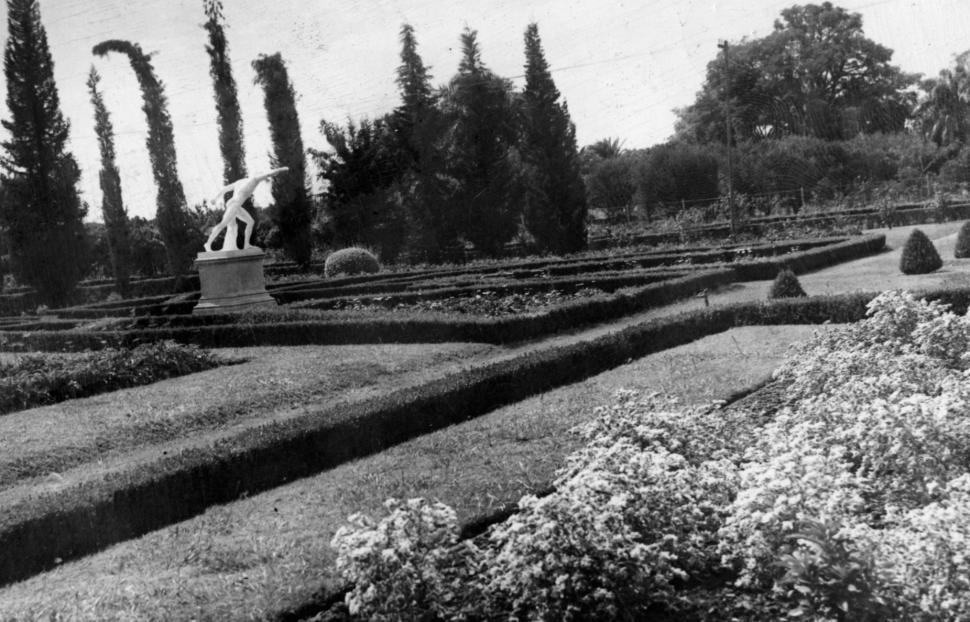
[6,283,970,587]
[0,342,222,416]
[286,268,691,309]
[730,232,885,280]
[0,270,736,350]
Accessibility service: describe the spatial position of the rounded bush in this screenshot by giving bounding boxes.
[955,221,970,258]
[324,247,381,278]
[769,268,806,299]
[899,229,942,275]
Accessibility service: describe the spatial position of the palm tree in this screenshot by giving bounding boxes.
[917,53,970,147]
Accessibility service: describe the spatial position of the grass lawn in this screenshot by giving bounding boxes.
[0,325,834,621]
[0,343,497,493]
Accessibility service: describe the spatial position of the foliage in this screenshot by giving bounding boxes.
[769,268,806,298]
[581,148,639,222]
[92,39,199,282]
[915,51,970,147]
[252,52,312,266]
[328,287,603,317]
[86,67,132,297]
[519,23,588,254]
[0,341,219,415]
[389,24,461,264]
[127,216,168,277]
[441,28,523,257]
[676,2,917,143]
[636,142,719,218]
[324,247,381,278]
[332,291,970,619]
[899,228,942,274]
[956,221,970,258]
[331,498,474,621]
[315,116,405,262]
[203,0,252,249]
[0,0,89,307]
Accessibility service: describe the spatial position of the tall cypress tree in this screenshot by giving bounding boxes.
[252,52,312,266]
[443,29,522,257]
[86,67,132,297]
[1,0,88,307]
[203,0,252,250]
[391,23,458,263]
[203,0,246,184]
[92,39,197,282]
[520,23,587,254]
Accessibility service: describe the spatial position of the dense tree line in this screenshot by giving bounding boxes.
[316,23,588,263]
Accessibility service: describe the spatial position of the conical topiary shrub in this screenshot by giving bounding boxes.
[955,221,970,258]
[769,267,806,299]
[900,229,943,275]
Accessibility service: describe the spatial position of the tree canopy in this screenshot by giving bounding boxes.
[676,2,917,143]
[1,0,88,306]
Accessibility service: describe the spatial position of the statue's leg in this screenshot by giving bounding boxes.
[237,208,256,249]
[224,220,239,251]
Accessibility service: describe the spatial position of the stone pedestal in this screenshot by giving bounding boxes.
[192,247,277,315]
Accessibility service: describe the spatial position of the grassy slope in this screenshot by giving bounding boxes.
[0,343,497,493]
[0,325,832,621]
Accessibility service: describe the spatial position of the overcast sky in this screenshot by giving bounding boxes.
[1,0,969,221]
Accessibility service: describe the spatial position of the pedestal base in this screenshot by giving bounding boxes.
[192,247,277,315]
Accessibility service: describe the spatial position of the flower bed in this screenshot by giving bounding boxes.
[326,287,605,317]
[0,341,224,415]
[332,291,970,620]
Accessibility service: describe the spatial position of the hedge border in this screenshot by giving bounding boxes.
[0,270,736,351]
[4,283,970,588]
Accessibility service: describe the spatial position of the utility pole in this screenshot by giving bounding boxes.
[718,40,736,237]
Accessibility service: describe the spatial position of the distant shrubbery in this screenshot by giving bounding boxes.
[324,247,381,278]
[769,267,806,298]
[0,341,221,415]
[955,221,970,258]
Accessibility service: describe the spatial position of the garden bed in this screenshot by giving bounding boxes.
[0,341,224,415]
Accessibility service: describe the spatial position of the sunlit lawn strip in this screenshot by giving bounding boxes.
[0,325,828,621]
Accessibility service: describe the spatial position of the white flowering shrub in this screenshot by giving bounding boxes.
[848,475,970,621]
[330,498,477,620]
[481,441,736,619]
[331,290,970,620]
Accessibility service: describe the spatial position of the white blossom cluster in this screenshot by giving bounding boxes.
[331,291,970,620]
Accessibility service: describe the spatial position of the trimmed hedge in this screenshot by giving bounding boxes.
[324,247,381,278]
[900,229,943,274]
[956,221,970,258]
[0,342,222,415]
[6,283,970,587]
[768,268,806,299]
[0,270,737,351]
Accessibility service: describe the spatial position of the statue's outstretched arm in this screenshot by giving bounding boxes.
[211,183,235,205]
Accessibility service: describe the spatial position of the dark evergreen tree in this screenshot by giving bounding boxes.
[252,52,312,266]
[86,67,132,298]
[92,39,197,281]
[315,116,405,262]
[0,0,88,306]
[203,0,251,249]
[520,23,587,254]
[442,28,523,257]
[391,23,459,263]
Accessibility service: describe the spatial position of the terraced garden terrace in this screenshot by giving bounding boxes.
[3,224,970,620]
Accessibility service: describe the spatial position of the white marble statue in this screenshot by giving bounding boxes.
[204,167,289,252]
